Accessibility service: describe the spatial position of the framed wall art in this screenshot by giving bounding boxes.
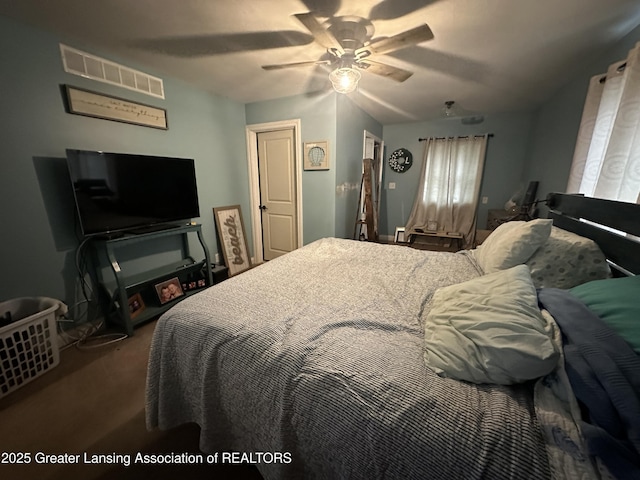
[213,205,252,276]
[304,141,329,170]
[64,85,168,129]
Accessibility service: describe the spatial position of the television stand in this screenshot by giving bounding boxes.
[126,223,182,235]
[90,224,213,336]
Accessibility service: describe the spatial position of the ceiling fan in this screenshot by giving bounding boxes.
[262,13,434,93]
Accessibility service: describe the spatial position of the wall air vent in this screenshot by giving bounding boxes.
[60,44,165,99]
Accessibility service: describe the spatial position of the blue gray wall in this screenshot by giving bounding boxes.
[382,112,535,235]
[0,16,249,309]
[245,92,337,244]
[245,91,383,242]
[382,23,640,236]
[524,23,640,203]
[2,12,640,317]
[335,95,383,239]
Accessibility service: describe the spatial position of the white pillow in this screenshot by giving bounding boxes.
[473,219,553,273]
[526,226,611,289]
[424,265,559,385]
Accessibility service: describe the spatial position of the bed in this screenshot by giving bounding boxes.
[146,193,640,479]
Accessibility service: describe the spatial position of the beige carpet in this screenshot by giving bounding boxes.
[0,320,263,480]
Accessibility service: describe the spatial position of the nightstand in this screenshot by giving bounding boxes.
[487,209,514,230]
[211,264,229,284]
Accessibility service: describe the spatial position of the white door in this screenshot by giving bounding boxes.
[257,129,298,260]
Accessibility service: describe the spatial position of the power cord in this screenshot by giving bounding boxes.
[59,236,129,350]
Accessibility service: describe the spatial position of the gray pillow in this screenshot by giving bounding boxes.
[526,226,611,289]
[424,265,559,385]
[472,219,553,273]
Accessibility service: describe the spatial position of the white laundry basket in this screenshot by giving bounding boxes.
[0,297,65,398]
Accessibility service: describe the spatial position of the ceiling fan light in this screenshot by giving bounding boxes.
[329,67,361,94]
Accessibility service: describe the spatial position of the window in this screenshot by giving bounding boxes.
[567,42,640,204]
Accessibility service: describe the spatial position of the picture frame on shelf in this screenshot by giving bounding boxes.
[127,293,146,319]
[303,141,329,170]
[213,205,252,277]
[154,277,184,305]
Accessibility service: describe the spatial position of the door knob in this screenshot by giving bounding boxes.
[259,205,267,210]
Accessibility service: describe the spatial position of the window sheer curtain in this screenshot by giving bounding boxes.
[567,41,640,204]
[405,135,488,248]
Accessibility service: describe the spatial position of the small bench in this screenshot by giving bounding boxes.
[407,230,463,252]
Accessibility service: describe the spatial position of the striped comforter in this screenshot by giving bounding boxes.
[146,237,551,479]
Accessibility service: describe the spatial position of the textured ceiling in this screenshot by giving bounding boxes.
[2,0,640,124]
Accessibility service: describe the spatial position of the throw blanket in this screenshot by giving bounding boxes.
[538,289,640,480]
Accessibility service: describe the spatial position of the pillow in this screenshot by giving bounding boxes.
[424,265,559,385]
[570,275,640,354]
[526,226,610,289]
[473,219,553,274]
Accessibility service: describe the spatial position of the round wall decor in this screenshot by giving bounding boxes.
[388,148,413,173]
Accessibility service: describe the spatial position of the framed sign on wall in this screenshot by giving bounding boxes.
[64,85,168,129]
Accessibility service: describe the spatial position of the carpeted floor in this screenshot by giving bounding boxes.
[0,320,263,480]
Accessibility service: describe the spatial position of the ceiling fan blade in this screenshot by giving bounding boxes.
[369,0,442,20]
[130,31,313,57]
[262,59,331,70]
[300,0,340,18]
[294,12,345,55]
[358,59,414,82]
[361,24,434,56]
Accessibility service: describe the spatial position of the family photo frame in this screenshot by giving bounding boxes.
[154,277,184,305]
[213,205,252,277]
[127,293,145,319]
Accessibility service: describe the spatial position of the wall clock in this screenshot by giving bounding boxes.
[388,148,413,173]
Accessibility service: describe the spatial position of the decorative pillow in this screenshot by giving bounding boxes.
[526,227,611,289]
[473,219,553,274]
[570,275,640,354]
[424,265,559,385]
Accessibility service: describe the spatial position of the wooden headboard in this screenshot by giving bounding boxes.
[546,193,640,276]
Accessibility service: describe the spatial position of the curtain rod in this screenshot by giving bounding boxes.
[418,133,494,141]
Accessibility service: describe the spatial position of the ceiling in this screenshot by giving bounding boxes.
[3,0,640,124]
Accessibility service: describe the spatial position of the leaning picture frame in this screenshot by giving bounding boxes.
[213,205,252,277]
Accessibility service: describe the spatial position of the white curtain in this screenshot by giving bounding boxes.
[405,135,488,247]
[567,42,640,203]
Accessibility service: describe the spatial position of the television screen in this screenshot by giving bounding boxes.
[66,149,200,236]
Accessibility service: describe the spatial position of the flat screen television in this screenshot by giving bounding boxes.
[66,149,200,236]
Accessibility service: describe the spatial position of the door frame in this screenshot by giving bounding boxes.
[245,119,303,264]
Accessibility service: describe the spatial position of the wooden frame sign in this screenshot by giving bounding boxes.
[213,205,252,276]
[64,85,168,129]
